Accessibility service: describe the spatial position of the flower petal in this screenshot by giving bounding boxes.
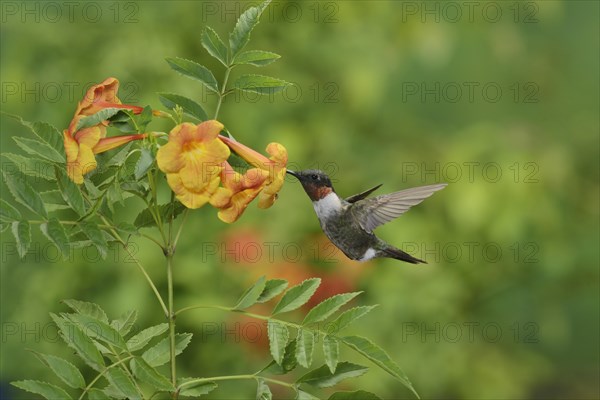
[93,134,146,154]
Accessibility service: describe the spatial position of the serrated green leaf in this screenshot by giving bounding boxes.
[267,320,288,365]
[62,299,109,323]
[32,352,85,389]
[13,136,64,163]
[178,380,218,397]
[166,57,219,93]
[105,367,141,400]
[272,278,320,315]
[127,323,168,352]
[234,275,266,310]
[55,167,86,215]
[76,108,123,131]
[328,390,383,400]
[103,142,134,168]
[229,0,271,57]
[234,74,290,95]
[282,339,298,373]
[296,390,320,400]
[25,120,65,154]
[234,50,280,66]
[265,339,298,375]
[256,378,272,400]
[328,306,378,334]
[297,362,369,389]
[137,106,153,132]
[40,218,70,258]
[134,148,154,180]
[323,336,339,373]
[102,384,126,398]
[38,189,64,206]
[107,109,137,134]
[64,313,127,350]
[111,310,137,336]
[2,170,47,217]
[4,114,63,152]
[1,153,56,181]
[131,357,174,391]
[142,333,192,367]
[0,199,21,222]
[121,150,141,179]
[79,222,108,259]
[11,221,30,258]
[342,336,418,398]
[202,27,228,66]
[158,92,208,122]
[87,388,111,399]
[303,292,362,326]
[296,329,315,368]
[51,313,105,371]
[11,380,72,400]
[257,279,288,303]
[134,202,186,228]
[121,181,148,199]
[115,222,139,237]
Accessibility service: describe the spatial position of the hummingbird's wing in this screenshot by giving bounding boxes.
[345,184,383,203]
[351,183,447,232]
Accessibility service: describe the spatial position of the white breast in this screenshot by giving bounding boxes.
[359,248,377,261]
[312,193,343,220]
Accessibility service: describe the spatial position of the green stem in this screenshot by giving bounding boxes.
[166,191,179,398]
[78,356,134,400]
[147,170,168,244]
[214,66,232,120]
[167,253,177,391]
[173,209,189,249]
[99,214,169,317]
[177,374,295,393]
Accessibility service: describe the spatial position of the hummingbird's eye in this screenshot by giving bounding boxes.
[311,174,318,180]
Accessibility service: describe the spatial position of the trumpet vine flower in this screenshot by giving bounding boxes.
[157,121,230,209]
[63,77,149,183]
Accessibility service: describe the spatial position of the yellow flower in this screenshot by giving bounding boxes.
[63,77,148,183]
[210,162,269,223]
[64,115,147,184]
[219,136,288,209]
[157,121,230,209]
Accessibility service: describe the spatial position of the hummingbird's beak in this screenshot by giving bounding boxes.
[286,170,300,178]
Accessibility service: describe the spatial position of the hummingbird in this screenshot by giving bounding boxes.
[286,169,446,264]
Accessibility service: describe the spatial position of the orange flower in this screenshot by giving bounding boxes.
[63,77,148,183]
[75,77,144,117]
[64,115,147,184]
[157,121,230,209]
[210,162,269,223]
[219,136,288,209]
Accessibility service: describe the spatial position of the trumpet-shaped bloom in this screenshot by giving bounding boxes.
[64,115,147,184]
[157,121,230,209]
[219,136,288,209]
[210,162,269,223]
[63,77,148,183]
[75,77,145,116]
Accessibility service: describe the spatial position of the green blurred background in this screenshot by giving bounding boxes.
[1,1,598,399]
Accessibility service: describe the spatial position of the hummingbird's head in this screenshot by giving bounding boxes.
[286,169,334,201]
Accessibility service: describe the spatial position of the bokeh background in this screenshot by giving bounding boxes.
[1,1,598,399]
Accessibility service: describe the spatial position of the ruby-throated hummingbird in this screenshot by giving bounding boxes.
[287,169,446,264]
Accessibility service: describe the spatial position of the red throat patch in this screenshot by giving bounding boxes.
[305,183,333,201]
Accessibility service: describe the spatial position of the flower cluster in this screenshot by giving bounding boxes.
[156,120,288,223]
[62,78,288,223]
[63,77,148,184]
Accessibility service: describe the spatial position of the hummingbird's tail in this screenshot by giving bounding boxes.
[380,246,425,264]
